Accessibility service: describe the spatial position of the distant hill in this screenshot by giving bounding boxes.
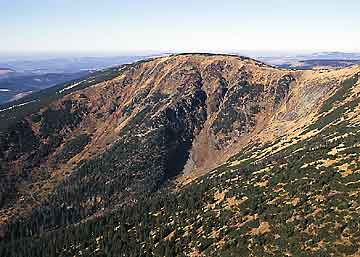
[304,51,360,60]
[258,52,360,69]
[277,59,360,70]
[1,54,360,257]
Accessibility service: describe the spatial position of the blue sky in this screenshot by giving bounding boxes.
[1,0,359,54]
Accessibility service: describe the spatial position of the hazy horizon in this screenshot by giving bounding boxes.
[1,50,360,61]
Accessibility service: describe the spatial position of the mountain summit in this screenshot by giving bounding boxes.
[1,53,360,257]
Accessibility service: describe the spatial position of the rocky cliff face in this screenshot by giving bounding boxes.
[1,54,360,256]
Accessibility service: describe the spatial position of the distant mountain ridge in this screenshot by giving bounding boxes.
[258,51,360,70]
[0,55,166,74]
[0,71,91,104]
[0,55,162,104]
[305,51,360,60]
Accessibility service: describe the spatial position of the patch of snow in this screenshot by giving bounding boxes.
[58,81,83,94]
[0,89,10,92]
[0,100,38,113]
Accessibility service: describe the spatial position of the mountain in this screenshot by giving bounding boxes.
[1,53,360,257]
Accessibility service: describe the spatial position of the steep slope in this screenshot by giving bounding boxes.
[0,54,360,257]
